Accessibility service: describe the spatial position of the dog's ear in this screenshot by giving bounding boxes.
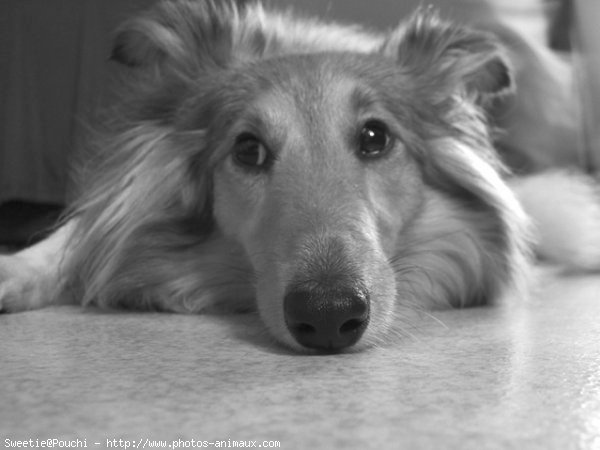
[111,0,263,72]
[382,8,513,102]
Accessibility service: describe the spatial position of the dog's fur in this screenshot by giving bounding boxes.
[1,0,599,352]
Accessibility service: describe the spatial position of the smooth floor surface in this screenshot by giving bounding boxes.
[1,269,600,450]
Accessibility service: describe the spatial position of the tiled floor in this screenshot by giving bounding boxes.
[1,268,599,449]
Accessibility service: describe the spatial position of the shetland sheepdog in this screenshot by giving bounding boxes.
[1,0,599,352]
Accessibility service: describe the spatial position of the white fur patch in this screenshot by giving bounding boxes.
[511,171,600,271]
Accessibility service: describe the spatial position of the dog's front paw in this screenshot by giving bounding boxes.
[0,255,48,312]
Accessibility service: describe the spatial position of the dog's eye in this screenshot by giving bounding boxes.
[232,134,270,169]
[359,121,393,158]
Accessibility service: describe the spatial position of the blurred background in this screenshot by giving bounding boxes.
[0,0,596,248]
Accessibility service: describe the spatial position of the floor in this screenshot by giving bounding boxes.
[1,268,599,449]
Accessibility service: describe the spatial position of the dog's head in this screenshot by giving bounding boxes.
[87,1,528,352]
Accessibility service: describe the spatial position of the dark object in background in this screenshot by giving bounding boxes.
[546,0,573,51]
[0,1,151,250]
[0,202,63,250]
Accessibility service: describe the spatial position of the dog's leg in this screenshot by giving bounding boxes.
[510,171,600,271]
[0,220,75,312]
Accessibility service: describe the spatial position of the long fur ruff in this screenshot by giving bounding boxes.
[1,0,598,352]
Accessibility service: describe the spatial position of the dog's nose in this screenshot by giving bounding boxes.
[284,288,370,351]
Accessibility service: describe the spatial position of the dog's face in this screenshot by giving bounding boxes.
[200,55,426,350]
[91,1,528,352]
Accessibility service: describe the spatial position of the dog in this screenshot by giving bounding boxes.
[1,0,599,352]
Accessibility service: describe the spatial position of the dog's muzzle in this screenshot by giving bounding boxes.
[284,286,370,351]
